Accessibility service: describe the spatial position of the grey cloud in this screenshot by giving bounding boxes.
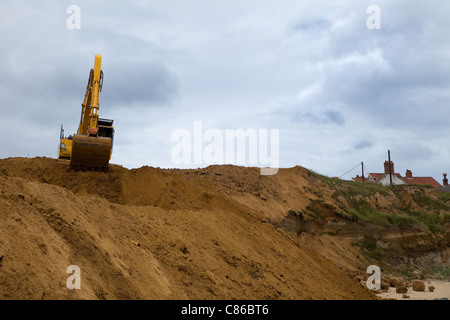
[323,109,345,125]
[294,109,345,126]
[102,60,178,108]
[290,19,331,33]
[354,141,372,150]
[391,142,436,162]
[0,59,85,126]
[314,1,450,133]
[0,17,179,128]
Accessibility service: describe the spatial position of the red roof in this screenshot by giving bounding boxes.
[402,177,442,188]
[352,173,442,188]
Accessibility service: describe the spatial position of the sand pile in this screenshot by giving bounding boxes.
[0,157,377,300]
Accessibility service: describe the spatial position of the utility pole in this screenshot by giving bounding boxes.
[388,150,393,186]
[361,162,365,182]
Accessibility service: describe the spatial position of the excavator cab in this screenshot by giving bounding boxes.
[58,125,72,160]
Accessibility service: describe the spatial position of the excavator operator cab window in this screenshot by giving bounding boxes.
[98,118,114,139]
[98,127,113,138]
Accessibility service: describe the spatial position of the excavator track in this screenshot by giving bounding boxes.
[69,134,112,171]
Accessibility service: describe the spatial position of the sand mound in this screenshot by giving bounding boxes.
[0,157,378,299]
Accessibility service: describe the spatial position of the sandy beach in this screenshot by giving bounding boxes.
[376,280,450,300]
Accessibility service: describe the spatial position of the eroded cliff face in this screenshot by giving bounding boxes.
[268,171,450,279]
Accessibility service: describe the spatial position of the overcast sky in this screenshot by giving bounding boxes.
[1,0,450,182]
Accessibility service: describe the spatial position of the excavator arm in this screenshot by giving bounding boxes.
[78,54,103,136]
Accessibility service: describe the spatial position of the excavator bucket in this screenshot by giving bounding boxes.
[69,134,112,170]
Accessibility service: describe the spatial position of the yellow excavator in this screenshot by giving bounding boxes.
[58,54,114,170]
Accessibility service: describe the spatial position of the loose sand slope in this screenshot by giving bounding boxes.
[0,157,377,299]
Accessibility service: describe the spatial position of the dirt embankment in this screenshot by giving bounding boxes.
[0,157,449,300]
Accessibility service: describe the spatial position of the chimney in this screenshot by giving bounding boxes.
[384,161,394,174]
[443,173,448,186]
[405,169,412,178]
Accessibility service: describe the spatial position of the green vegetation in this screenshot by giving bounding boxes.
[308,170,450,233]
[304,202,324,221]
[398,269,413,279]
[347,206,449,233]
[423,266,450,278]
[358,235,398,262]
[437,191,450,202]
[387,263,450,281]
[407,212,441,232]
[400,205,450,233]
[360,235,383,260]
[411,191,450,211]
[310,171,390,198]
[386,213,415,226]
[345,205,390,226]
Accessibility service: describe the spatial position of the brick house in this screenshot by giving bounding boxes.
[352,161,442,188]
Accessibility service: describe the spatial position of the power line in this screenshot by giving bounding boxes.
[339,162,363,179]
[339,151,387,180]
